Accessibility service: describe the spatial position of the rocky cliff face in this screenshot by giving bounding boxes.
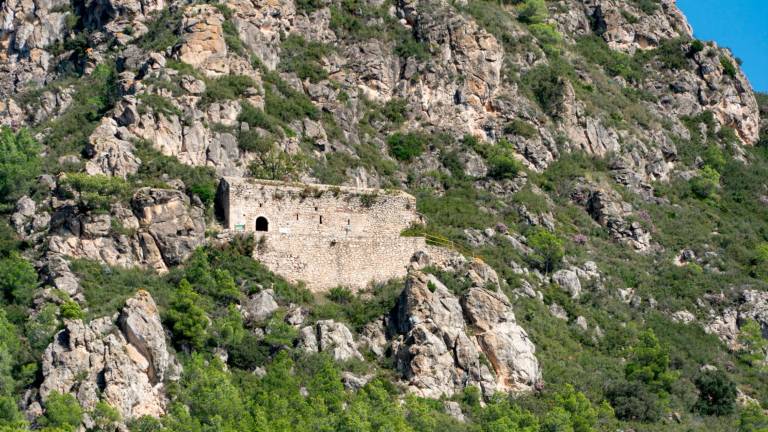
[0,0,766,429]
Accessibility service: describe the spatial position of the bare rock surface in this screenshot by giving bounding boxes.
[38,291,178,422]
[390,271,541,398]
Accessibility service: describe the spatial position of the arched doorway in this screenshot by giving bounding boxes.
[255,216,269,232]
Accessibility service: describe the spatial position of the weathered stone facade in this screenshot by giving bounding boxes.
[218,177,428,291]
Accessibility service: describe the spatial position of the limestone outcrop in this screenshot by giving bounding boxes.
[47,185,205,272]
[298,320,364,361]
[390,271,541,398]
[571,181,654,252]
[37,291,178,423]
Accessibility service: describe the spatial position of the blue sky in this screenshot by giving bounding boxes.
[677,0,767,93]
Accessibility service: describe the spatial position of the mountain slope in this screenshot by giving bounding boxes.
[0,0,766,431]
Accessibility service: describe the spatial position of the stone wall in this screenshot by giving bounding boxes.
[219,177,429,291]
[255,234,427,291]
[219,177,422,237]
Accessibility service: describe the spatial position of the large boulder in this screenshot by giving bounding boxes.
[298,320,363,361]
[242,289,279,323]
[38,291,178,423]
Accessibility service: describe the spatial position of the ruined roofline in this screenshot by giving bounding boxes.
[221,177,417,200]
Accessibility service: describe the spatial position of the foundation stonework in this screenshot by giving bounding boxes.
[218,177,431,291]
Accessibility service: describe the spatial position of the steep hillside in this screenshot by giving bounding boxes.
[0,0,766,430]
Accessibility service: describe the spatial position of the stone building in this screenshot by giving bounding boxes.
[218,177,436,291]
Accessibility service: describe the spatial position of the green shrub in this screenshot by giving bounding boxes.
[721,56,738,77]
[521,63,569,115]
[503,119,538,139]
[690,166,721,200]
[261,70,319,123]
[278,34,333,82]
[222,20,247,57]
[631,0,660,14]
[248,150,307,181]
[200,75,256,106]
[694,370,737,416]
[238,102,282,135]
[739,403,768,432]
[606,380,662,422]
[650,38,689,70]
[737,319,768,368]
[136,8,183,52]
[295,0,324,13]
[91,400,121,431]
[689,39,705,56]
[0,127,41,206]
[381,98,408,126]
[329,0,386,40]
[488,153,523,180]
[394,29,430,60]
[625,330,677,393]
[166,279,209,349]
[529,23,562,53]
[237,129,275,153]
[328,286,354,304]
[574,35,645,82]
[38,391,83,429]
[518,0,548,24]
[527,228,565,273]
[60,173,131,210]
[387,132,426,161]
[59,300,85,320]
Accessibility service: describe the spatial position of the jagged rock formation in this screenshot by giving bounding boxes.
[35,291,178,422]
[706,290,768,352]
[389,271,541,398]
[570,180,654,251]
[298,320,364,362]
[45,185,205,272]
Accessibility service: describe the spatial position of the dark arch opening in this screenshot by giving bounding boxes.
[255,216,269,232]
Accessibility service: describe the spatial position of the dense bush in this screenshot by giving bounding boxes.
[59,173,131,210]
[574,36,645,82]
[200,75,257,106]
[694,370,737,416]
[136,8,183,52]
[237,129,275,154]
[166,280,210,350]
[521,63,569,116]
[504,119,538,139]
[0,252,37,307]
[518,0,548,24]
[388,132,427,161]
[606,381,662,422]
[527,228,565,273]
[262,70,320,123]
[279,34,333,82]
[248,149,308,180]
[38,392,83,429]
[0,128,41,207]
